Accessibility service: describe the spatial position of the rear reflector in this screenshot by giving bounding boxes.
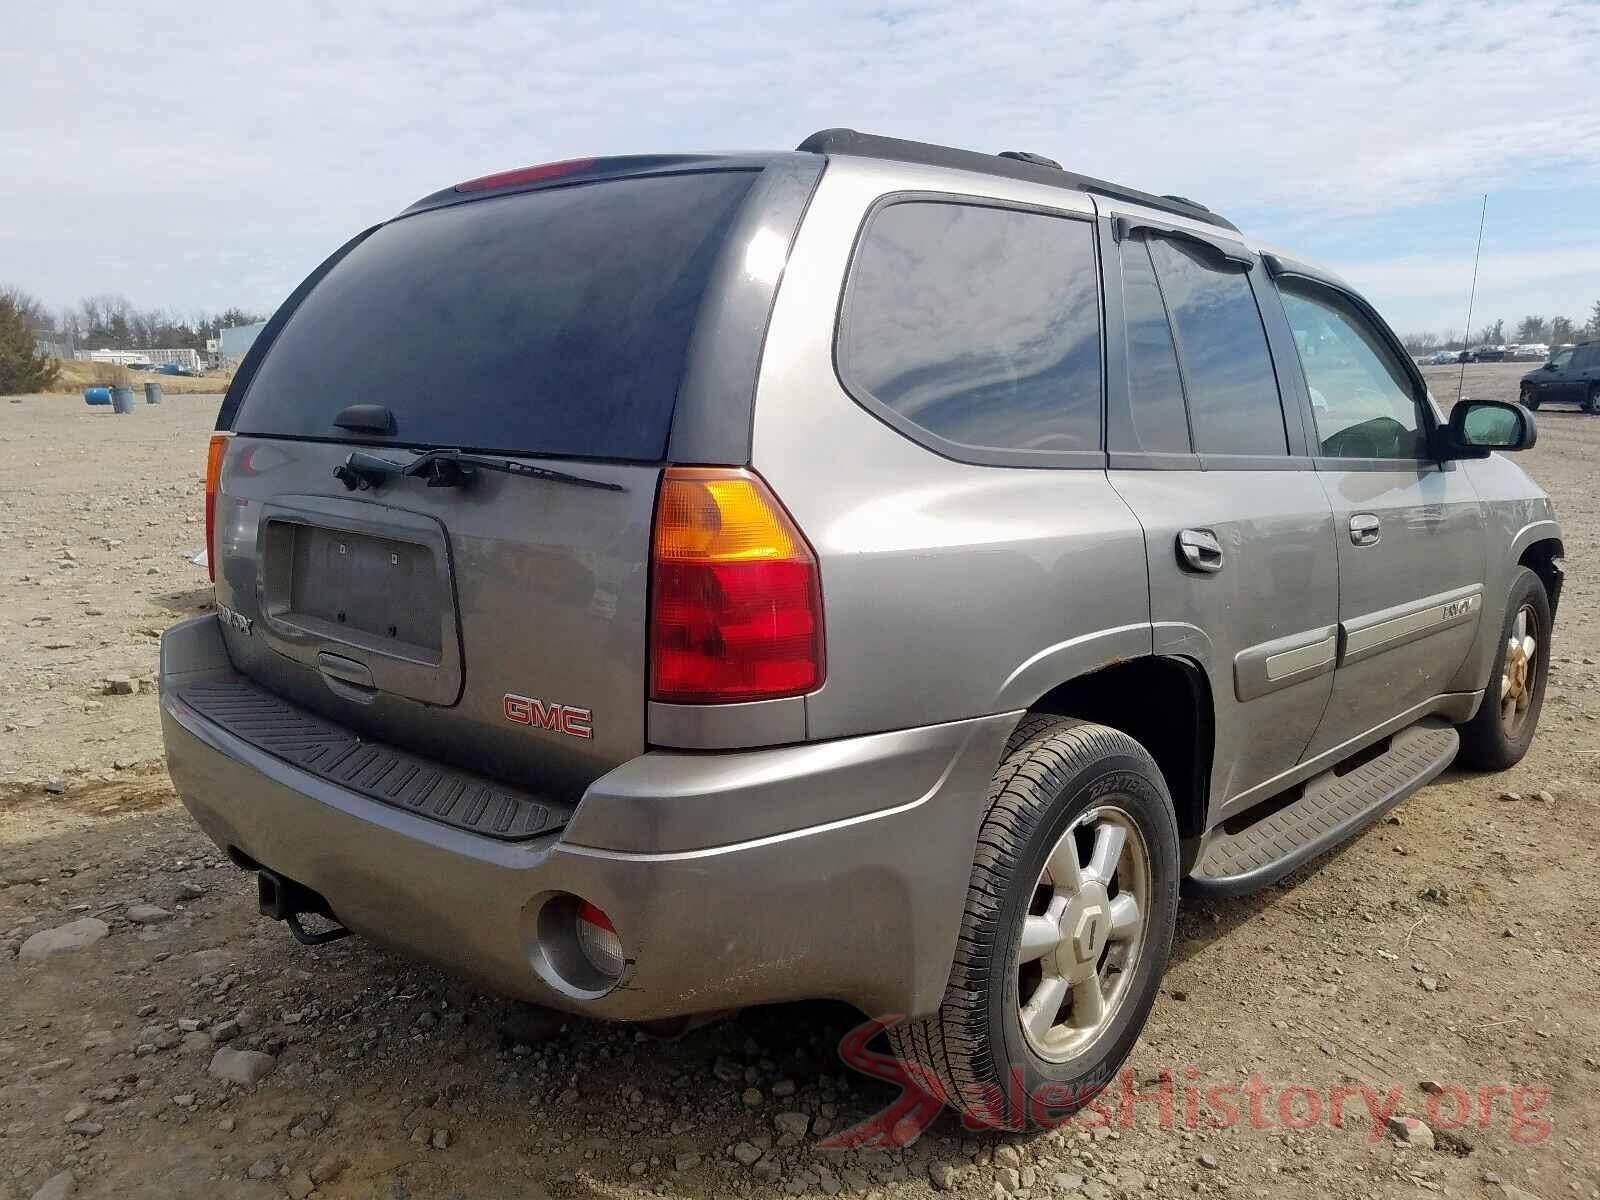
[649,467,824,703]
[575,901,624,981]
[203,433,229,583]
[454,157,596,193]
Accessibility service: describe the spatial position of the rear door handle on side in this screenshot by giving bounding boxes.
[1350,513,1381,547]
[1177,528,1224,573]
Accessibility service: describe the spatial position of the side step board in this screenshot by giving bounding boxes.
[1188,719,1459,898]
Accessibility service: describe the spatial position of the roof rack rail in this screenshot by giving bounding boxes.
[795,129,1237,233]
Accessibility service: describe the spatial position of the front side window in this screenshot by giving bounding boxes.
[839,200,1102,456]
[1278,281,1426,460]
[1549,349,1574,370]
[1146,237,1287,457]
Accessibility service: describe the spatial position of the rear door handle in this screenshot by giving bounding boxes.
[1350,513,1381,546]
[1177,528,1224,573]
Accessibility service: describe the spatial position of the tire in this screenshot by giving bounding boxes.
[1585,384,1600,414]
[889,716,1180,1130]
[1519,384,1540,411]
[1457,567,1551,771]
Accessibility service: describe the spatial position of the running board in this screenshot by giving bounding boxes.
[1188,719,1459,898]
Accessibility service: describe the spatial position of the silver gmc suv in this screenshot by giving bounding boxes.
[161,129,1563,1126]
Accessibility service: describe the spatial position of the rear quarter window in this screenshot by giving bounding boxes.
[234,170,759,460]
[837,199,1103,462]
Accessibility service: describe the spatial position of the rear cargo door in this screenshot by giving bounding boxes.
[212,169,762,799]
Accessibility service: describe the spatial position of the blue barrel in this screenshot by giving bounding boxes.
[83,386,112,406]
[111,386,136,414]
[143,381,163,405]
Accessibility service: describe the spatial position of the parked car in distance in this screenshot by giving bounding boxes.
[1427,349,1460,365]
[1509,343,1549,362]
[160,129,1563,1128]
[1469,345,1508,362]
[1520,340,1600,412]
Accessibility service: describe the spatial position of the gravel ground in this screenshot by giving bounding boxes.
[2,366,1597,1200]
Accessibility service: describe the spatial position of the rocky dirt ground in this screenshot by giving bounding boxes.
[2,367,1597,1200]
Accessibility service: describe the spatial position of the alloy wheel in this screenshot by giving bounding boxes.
[1501,602,1540,736]
[1016,806,1152,1062]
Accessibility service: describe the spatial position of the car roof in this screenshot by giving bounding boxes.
[795,128,1239,233]
[395,132,1379,291]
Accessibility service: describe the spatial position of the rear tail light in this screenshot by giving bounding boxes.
[203,432,229,583]
[649,467,824,703]
[574,902,624,981]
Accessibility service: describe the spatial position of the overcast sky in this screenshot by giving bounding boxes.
[4,0,1598,337]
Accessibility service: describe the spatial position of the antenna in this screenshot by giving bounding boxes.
[1456,194,1488,404]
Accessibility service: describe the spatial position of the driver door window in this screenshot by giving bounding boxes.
[1278,282,1427,459]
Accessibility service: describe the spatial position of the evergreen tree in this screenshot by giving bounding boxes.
[0,291,60,395]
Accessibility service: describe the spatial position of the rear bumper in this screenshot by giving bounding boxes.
[161,615,1017,1021]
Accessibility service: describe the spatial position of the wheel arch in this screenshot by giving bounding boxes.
[1022,655,1214,855]
[1516,534,1564,616]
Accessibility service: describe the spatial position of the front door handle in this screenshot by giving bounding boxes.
[1350,513,1381,547]
[1177,528,1224,573]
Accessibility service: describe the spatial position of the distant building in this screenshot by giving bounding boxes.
[73,347,201,370]
[220,321,267,368]
[80,348,155,368]
[146,348,203,371]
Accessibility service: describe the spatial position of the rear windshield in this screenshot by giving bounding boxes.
[234,170,758,459]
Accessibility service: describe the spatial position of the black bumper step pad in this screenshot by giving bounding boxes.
[1189,719,1459,898]
[177,676,572,841]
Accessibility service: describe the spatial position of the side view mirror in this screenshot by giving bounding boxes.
[1544,362,1559,371]
[1442,399,1537,458]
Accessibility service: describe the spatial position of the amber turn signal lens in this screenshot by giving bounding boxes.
[649,468,824,703]
[204,433,229,583]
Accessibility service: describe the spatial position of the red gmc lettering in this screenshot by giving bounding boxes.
[503,693,593,740]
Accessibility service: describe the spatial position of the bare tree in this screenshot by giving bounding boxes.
[1514,316,1547,344]
[0,284,55,335]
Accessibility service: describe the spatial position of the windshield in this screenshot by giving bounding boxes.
[234,170,759,460]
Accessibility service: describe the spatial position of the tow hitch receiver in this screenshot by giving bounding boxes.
[256,867,352,946]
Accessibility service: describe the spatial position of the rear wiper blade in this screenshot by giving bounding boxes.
[406,449,625,492]
[334,448,623,493]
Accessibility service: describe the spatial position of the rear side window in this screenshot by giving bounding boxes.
[839,200,1102,458]
[1117,238,1190,453]
[235,171,758,460]
[1147,237,1287,457]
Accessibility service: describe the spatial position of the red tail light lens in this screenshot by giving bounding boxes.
[203,433,229,583]
[650,468,824,703]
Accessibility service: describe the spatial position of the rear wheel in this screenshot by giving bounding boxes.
[1519,383,1540,410]
[1457,567,1551,770]
[890,717,1179,1129]
[1585,384,1600,414]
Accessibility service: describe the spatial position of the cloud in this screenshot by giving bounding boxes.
[3,0,1598,321]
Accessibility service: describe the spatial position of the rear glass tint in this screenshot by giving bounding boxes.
[235,171,758,459]
[1147,237,1287,457]
[839,200,1102,457]
[1118,238,1190,454]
